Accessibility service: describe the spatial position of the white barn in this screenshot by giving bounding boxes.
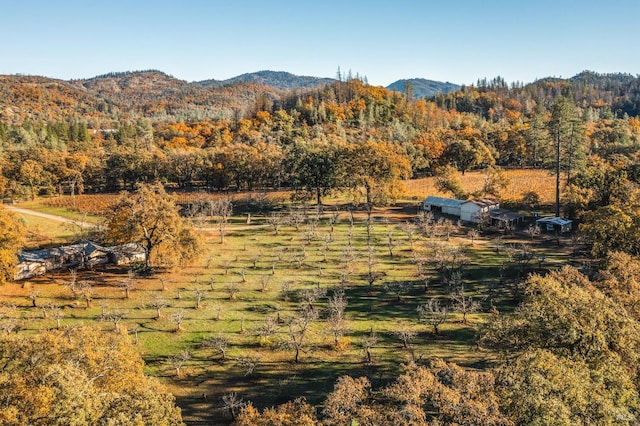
[422,196,465,217]
[460,198,500,223]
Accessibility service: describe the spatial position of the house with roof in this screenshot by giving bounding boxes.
[459,197,500,223]
[15,241,146,280]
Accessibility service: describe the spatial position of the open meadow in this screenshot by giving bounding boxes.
[3,171,582,425]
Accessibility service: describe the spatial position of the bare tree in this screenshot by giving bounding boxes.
[362,330,378,364]
[386,230,397,258]
[267,212,285,236]
[222,392,244,420]
[51,306,64,329]
[201,333,230,361]
[327,290,348,346]
[40,302,54,319]
[170,350,190,377]
[236,355,260,376]
[250,253,261,269]
[417,210,435,236]
[288,209,305,232]
[467,228,480,245]
[431,243,468,290]
[285,306,318,363]
[280,280,293,301]
[328,209,340,239]
[27,288,39,307]
[222,259,233,276]
[129,326,139,345]
[384,280,411,302]
[0,305,19,334]
[212,304,222,321]
[65,269,78,295]
[394,322,417,349]
[159,276,168,291]
[414,255,431,292]
[452,283,480,324]
[302,287,327,314]
[322,233,332,262]
[78,281,94,309]
[171,309,186,332]
[399,222,418,251]
[106,308,128,332]
[210,198,233,243]
[255,316,278,344]
[226,282,240,300]
[194,288,206,309]
[148,296,167,319]
[417,299,450,334]
[259,274,271,292]
[119,269,137,299]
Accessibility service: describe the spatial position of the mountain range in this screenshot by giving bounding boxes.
[1,69,638,125]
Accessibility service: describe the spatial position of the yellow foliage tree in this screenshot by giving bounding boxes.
[0,326,184,425]
[0,206,25,285]
[104,183,202,270]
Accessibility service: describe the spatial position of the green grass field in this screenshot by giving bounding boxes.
[4,199,581,424]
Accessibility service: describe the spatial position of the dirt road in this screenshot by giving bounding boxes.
[4,206,94,228]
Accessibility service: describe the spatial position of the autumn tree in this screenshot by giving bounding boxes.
[580,193,640,258]
[441,139,495,175]
[345,140,411,205]
[0,326,184,425]
[285,138,345,206]
[0,206,25,285]
[481,266,640,423]
[104,182,202,270]
[236,398,317,426]
[434,165,466,199]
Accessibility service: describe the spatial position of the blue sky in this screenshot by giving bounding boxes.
[1,0,638,86]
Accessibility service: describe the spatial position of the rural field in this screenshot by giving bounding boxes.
[3,171,579,424]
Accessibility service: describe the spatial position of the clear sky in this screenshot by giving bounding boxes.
[1,0,638,87]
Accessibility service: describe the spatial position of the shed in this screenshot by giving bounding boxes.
[421,196,465,217]
[460,198,500,223]
[489,208,524,228]
[536,217,572,233]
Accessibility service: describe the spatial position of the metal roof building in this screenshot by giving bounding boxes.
[421,196,466,216]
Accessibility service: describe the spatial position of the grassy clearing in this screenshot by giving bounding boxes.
[4,198,584,424]
[14,213,79,247]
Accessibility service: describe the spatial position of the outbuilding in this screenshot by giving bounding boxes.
[489,208,525,229]
[536,216,572,233]
[460,197,500,223]
[421,196,465,217]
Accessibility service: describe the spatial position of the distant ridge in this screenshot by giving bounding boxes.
[386,78,460,98]
[196,70,335,90]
